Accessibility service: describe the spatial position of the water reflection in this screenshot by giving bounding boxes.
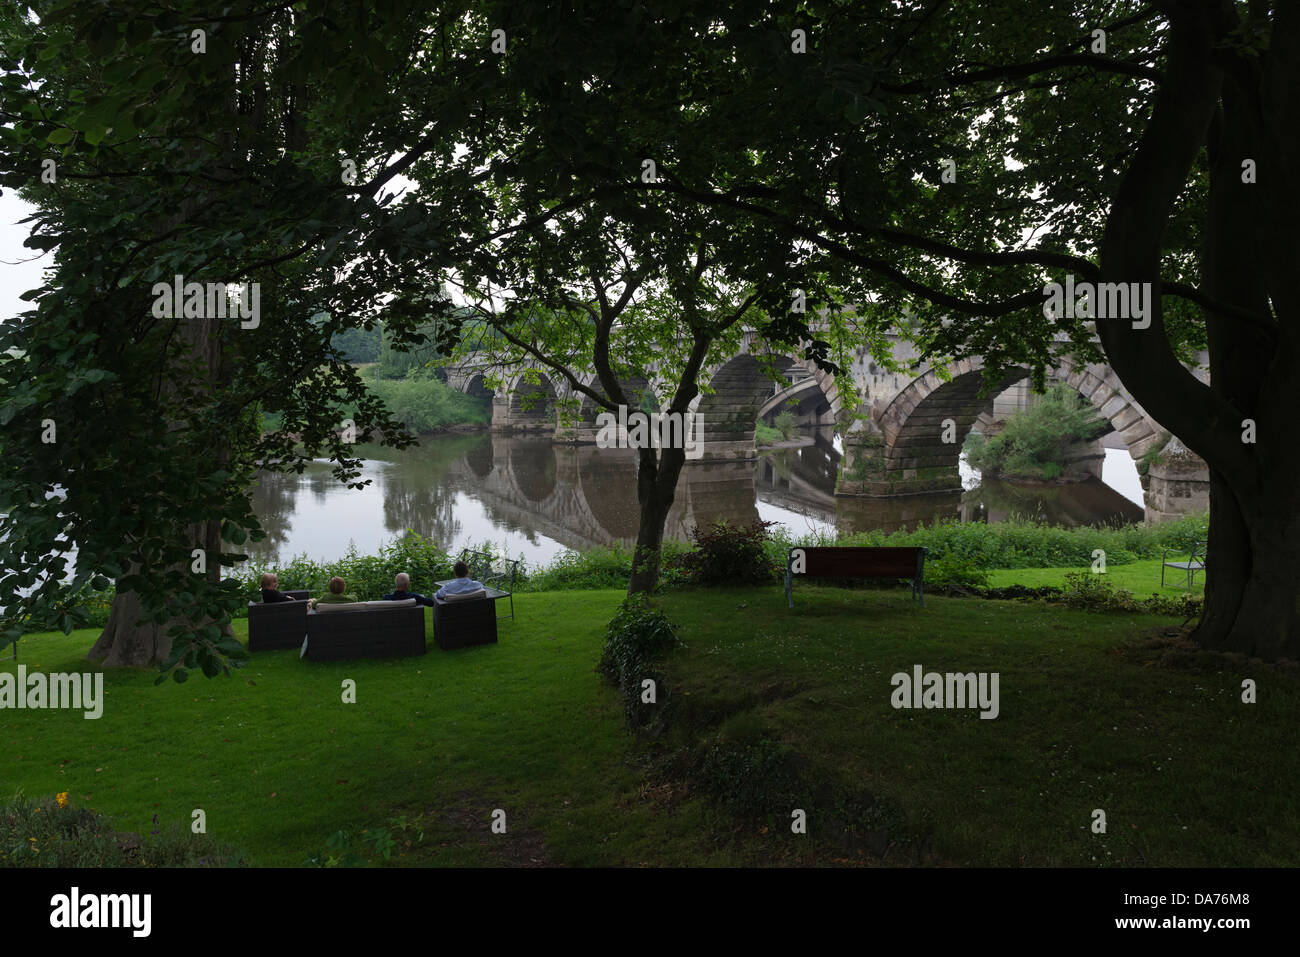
[246,429,1144,566]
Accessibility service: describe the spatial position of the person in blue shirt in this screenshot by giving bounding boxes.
[435,561,485,600]
[382,572,436,606]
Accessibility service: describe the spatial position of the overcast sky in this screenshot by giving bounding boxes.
[0,190,44,324]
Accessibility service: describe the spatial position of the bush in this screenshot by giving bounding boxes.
[1060,571,1140,611]
[597,594,683,687]
[925,554,990,590]
[368,375,490,433]
[675,520,780,586]
[0,794,242,867]
[964,384,1109,480]
[233,531,454,607]
[696,739,802,818]
[1059,572,1204,617]
[754,419,784,446]
[774,410,798,440]
[765,514,1208,572]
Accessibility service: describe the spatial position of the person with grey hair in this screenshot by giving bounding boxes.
[382,572,435,606]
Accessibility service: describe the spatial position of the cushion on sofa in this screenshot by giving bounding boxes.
[313,601,365,614]
[442,588,486,602]
[364,599,417,610]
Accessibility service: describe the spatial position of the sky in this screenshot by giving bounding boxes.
[0,190,45,325]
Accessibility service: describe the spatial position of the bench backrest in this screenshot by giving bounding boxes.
[458,549,518,584]
[789,546,926,579]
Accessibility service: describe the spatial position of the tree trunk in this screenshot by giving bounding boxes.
[88,519,228,668]
[88,38,248,668]
[86,295,228,668]
[627,446,687,595]
[87,588,173,668]
[1191,469,1300,659]
[1091,5,1300,659]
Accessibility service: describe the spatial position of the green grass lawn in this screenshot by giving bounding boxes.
[2,584,1290,866]
[1,591,763,866]
[985,557,1205,595]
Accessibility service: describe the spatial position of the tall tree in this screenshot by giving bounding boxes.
[443,200,856,593]
[0,0,483,672]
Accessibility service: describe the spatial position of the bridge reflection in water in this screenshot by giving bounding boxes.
[247,430,1143,566]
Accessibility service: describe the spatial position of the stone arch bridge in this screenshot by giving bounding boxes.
[444,332,1206,516]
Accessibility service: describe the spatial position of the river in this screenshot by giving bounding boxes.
[243,429,1145,567]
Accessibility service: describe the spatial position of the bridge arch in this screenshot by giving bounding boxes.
[691,348,844,460]
[563,375,660,442]
[860,356,1163,495]
[506,371,558,432]
[463,373,495,402]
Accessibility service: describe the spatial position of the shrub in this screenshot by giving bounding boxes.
[520,547,633,592]
[964,384,1109,480]
[767,514,1209,572]
[754,419,784,446]
[0,794,243,867]
[696,739,802,818]
[774,410,798,440]
[597,594,683,687]
[1058,572,1202,617]
[925,554,990,590]
[1060,571,1140,611]
[367,375,490,433]
[233,531,454,607]
[675,520,780,586]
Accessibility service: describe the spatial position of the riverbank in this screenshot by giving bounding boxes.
[261,373,491,437]
[52,513,1208,631]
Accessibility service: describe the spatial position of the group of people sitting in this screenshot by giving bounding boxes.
[259,564,485,609]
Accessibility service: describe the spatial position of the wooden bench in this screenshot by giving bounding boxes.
[1161,540,1207,590]
[784,547,929,607]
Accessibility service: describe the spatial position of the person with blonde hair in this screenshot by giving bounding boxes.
[310,576,357,609]
[259,572,297,604]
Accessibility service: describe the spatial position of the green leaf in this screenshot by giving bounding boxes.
[85,23,120,59]
[47,128,75,145]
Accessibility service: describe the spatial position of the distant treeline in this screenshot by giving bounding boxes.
[259,320,490,435]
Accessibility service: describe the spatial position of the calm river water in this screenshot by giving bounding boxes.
[244,429,1145,567]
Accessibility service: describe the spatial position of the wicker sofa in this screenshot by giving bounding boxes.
[303,598,427,661]
[247,590,311,652]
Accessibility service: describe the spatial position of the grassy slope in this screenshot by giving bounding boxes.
[2,585,1292,866]
[656,586,1295,866]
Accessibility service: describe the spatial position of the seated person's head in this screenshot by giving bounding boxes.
[261,572,278,590]
[453,561,469,579]
[394,572,411,591]
[328,576,346,595]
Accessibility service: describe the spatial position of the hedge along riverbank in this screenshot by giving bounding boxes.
[51,513,1208,630]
